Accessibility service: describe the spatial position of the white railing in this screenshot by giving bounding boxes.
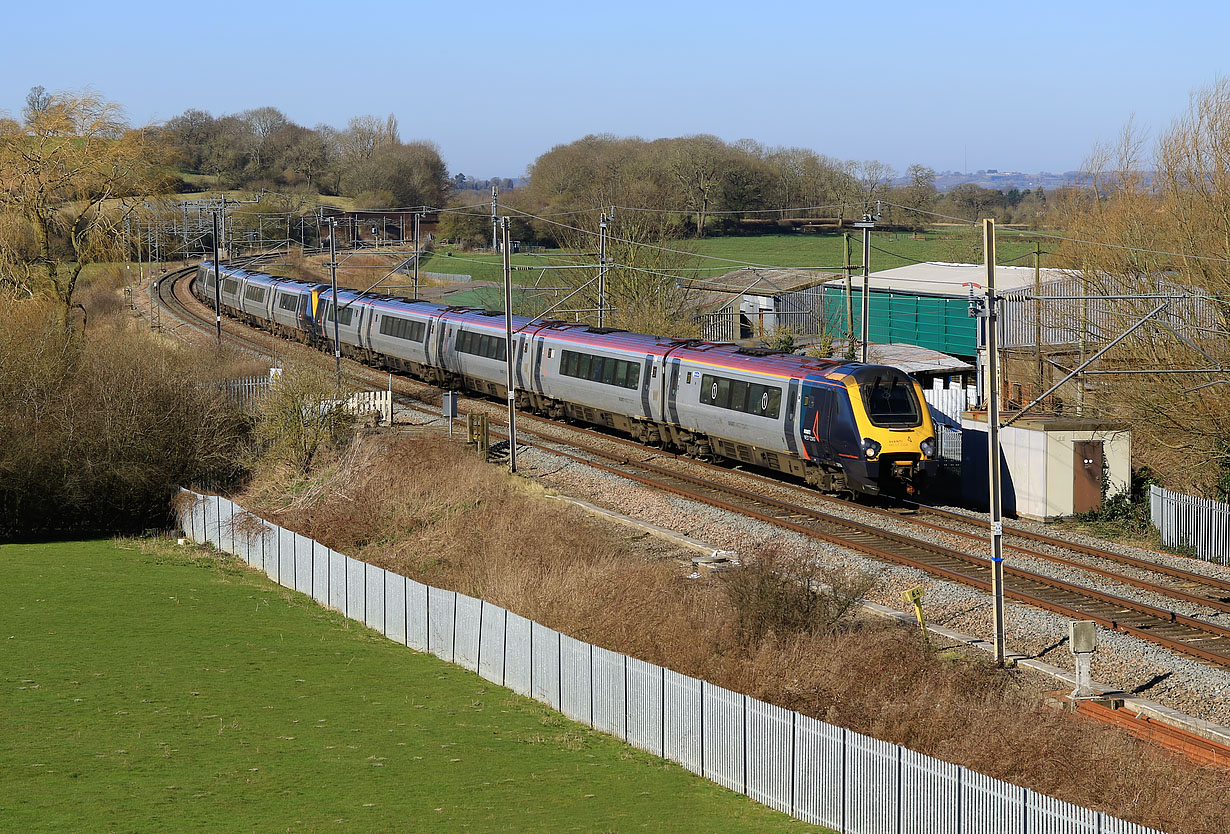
[923,379,976,425]
[215,375,391,426]
[1150,484,1230,565]
[339,390,392,426]
[923,380,974,465]
[423,271,472,283]
[175,491,1163,834]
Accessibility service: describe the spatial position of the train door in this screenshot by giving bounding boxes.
[515,334,530,390]
[532,336,546,393]
[357,304,371,350]
[649,355,665,421]
[422,318,434,364]
[784,378,801,457]
[639,354,656,420]
[800,382,836,462]
[666,357,683,424]
[435,315,451,370]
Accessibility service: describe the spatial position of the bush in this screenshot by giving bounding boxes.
[1074,466,1158,534]
[0,300,249,537]
[721,551,874,642]
[250,364,355,474]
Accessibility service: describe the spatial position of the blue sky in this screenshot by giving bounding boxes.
[4,1,1226,179]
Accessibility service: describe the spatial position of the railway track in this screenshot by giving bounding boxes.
[529,439,1230,668]
[154,261,1230,670]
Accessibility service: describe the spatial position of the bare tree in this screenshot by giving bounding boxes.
[1054,85,1230,495]
[0,88,169,324]
[540,209,702,338]
[853,159,895,216]
[668,134,730,237]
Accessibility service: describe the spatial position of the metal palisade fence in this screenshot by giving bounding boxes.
[921,380,974,467]
[1150,485,1230,565]
[218,375,272,410]
[176,490,1162,834]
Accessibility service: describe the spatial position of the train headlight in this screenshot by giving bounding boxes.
[920,437,936,458]
[862,438,881,459]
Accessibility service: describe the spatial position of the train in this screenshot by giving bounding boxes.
[196,261,938,498]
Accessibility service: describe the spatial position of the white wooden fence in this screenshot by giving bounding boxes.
[342,390,393,426]
[218,375,272,408]
[1150,485,1230,565]
[216,376,391,426]
[175,490,1163,834]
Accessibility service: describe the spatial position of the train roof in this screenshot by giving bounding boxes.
[670,342,852,381]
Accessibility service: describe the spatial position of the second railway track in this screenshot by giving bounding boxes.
[155,261,1230,670]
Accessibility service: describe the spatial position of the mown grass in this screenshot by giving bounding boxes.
[250,436,1229,834]
[0,539,822,833]
[421,229,1051,287]
[419,248,584,285]
[685,231,1048,274]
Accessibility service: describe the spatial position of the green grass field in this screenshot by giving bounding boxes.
[420,249,584,285]
[0,539,822,833]
[421,229,1051,288]
[685,231,1047,274]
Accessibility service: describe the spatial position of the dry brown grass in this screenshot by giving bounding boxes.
[279,251,407,292]
[245,435,1229,834]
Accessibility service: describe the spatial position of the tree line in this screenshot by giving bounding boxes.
[438,134,1061,249]
[111,97,1064,248]
[162,106,449,209]
[1046,81,1230,498]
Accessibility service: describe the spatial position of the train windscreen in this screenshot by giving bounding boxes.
[855,368,922,428]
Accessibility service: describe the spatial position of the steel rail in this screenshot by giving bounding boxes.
[157,264,1230,668]
[531,444,1230,668]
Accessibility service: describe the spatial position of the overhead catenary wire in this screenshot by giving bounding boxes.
[610,202,845,216]
[498,204,790,269]
[882,200,1230,267]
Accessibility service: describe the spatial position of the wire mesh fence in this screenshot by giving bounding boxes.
[175,490,1163,834]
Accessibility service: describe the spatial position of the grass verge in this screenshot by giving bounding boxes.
[0,538,820,833]
[247,435,1229,834]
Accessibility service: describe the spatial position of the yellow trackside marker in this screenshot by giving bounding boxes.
[901,586,931,649]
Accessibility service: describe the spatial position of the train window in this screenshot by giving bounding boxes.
[699,373,782,419]
[278,293,299,312]
[685,371,692,383]
[222,278,239,295]
[325,303,355,327]
[455,329,507,361]
[857,370,922,428]
[378,315,424,341]
[243,285,267,303]
[559,349,640,390]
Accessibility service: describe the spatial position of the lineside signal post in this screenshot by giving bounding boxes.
[901,585,931,649]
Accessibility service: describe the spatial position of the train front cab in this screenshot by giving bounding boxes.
[799,365,936,497]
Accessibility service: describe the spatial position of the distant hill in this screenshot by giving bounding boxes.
[926,170,1081,192]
